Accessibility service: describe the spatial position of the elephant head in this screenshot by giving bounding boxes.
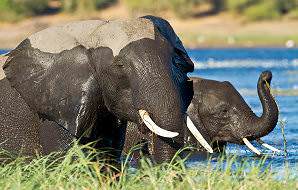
[88,17,213,161]
[2,17,212,162]
[187,71,279,155]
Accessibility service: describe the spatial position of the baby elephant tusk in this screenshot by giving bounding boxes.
[256,139,281,152]
[186,116,213,153]
[138,110,179,138]
[243,138,261,155]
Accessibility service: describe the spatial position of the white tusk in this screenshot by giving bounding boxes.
[186,116,213,153]
[138,110,179,138]
[243,138,261,155]
[257,139,281,152]
[261,143,281,153]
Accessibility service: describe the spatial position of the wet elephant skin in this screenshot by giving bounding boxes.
[3,18,194,162]
[0,78,74,156]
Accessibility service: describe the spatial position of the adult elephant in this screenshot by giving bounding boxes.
[123,71,279,159]
[2,16,212,162]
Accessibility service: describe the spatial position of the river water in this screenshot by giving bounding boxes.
[1,48,297,175]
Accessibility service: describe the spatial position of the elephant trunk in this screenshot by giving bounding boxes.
[127,40,186,161]
[136,80,185,162]
[246,71,279,140]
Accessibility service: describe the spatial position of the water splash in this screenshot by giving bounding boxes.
[194,59,298,69]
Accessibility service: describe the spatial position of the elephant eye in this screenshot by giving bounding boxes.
[220,105,229,114]
[113,57,126,68]
[223,109,228,114]
[116,64,124,68]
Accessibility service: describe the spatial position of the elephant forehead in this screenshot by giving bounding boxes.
[28,20,105,54]
[28,19,155,56]
[203,93,223,108]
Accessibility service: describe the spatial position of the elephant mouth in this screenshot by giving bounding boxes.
[138,109,179,138]
[138,110,214,153]
[242,137,281,155]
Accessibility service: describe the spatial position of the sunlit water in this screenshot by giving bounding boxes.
[188,48,298,175]
[0,50,8,55]
[1,48,297,175]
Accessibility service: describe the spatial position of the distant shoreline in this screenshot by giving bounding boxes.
[1,47,297,53]
[0,11,297,49]
[179,35,298,49]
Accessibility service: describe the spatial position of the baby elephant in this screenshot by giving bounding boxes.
[123,71,279,160]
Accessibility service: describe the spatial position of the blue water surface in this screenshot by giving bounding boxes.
[0,50,9,55]
[188,48,298,175]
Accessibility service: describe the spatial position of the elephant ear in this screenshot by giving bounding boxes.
[141,15,194,73]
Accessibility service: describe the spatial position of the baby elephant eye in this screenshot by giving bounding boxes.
[116,64,124,67]
[220,105,229,114]
[222,109,228,114]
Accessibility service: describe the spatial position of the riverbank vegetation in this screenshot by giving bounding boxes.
[124,0,298,20]
[0,0,49,21]
[1,0,298,48]
[1,0,298,22]
[0,143,296,190]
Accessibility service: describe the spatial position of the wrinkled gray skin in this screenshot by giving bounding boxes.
[0,67,74,156]
[1,16,194,162]
[123,71,279,159]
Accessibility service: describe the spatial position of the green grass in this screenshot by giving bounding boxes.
[123,0,200,18]
[243,1,281,21]
[287,9,298,20]
[0,0,49,22]
[0,142,296,190]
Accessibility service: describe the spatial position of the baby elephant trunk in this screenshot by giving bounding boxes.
[243,71,279,155]
[247,71,279,139]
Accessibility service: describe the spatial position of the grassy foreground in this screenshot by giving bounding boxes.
[0,143,296,190]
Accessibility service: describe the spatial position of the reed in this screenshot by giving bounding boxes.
[0,142,296,190]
